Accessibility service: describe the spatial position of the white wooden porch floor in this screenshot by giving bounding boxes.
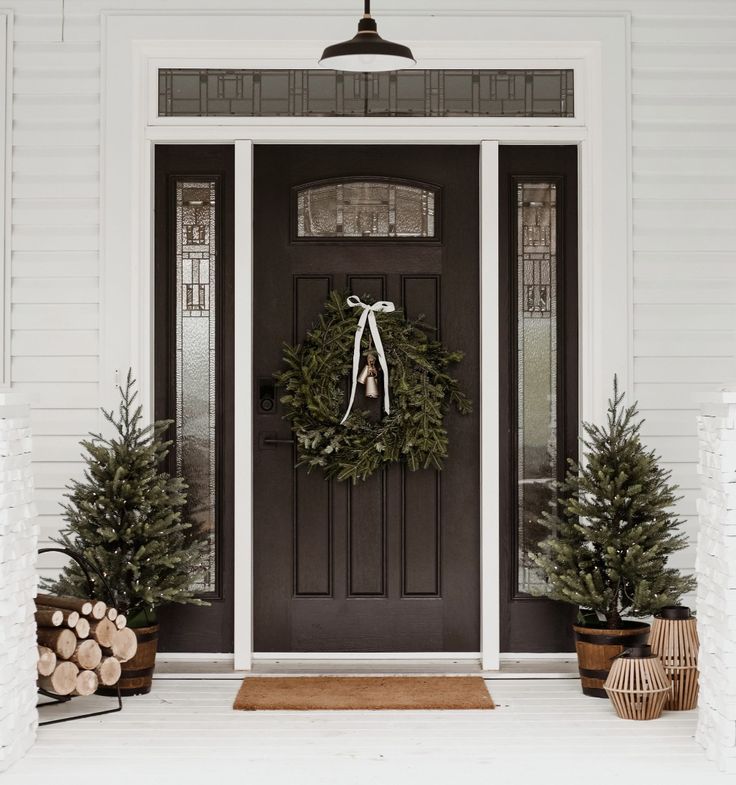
[6,676,730,785]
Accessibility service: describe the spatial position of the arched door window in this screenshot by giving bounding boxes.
[295,178,438,239]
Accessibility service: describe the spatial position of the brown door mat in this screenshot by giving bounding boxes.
[233,675,495,711]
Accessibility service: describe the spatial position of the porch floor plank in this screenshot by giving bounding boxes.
[5,679,729,785]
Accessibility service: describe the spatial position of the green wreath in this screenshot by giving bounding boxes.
[277,291,471,482]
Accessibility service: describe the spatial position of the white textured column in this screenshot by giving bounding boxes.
[697,391,736,774]
[0,394,37,771]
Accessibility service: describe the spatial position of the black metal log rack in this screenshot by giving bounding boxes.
[36,547,123,725]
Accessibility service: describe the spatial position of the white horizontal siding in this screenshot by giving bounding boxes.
[12,303,97,329]
[31,407,98,433]
[12,356,98,381]
[630,6,736,581]
[11,382,99,408]
[12,329,98,355]
[4,0,735,610]
[33,461,86,490]
[12,251,98,276]
[11,277,99,303]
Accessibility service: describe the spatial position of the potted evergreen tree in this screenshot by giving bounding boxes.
[48,371,209,695]
[530,379,695,697]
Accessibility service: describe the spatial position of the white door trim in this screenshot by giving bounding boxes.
[101,10,630,672]
[233,140,254,669]
[479,140,500,669]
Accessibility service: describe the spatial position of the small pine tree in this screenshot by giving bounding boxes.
[47,371,209,625]
[529,377,696,628]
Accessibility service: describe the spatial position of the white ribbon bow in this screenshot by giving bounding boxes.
[341,295,395,424]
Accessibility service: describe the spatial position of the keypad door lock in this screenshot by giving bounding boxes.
[258,378,276,413]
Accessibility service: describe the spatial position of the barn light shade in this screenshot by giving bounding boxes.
[319,0,416,73]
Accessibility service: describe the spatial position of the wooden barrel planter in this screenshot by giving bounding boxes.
[98,624,159,696]
[573,621,650,698]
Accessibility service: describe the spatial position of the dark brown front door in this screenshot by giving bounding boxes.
[253,145,480,652]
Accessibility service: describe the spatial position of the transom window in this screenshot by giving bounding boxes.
[158,69,574,118]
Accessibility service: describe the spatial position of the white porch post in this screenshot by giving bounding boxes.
[696,392,736,774]
[0,395,37,771]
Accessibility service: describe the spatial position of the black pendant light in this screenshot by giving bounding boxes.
[319,0,416,73]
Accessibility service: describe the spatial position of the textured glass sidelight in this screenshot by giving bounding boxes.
[175,180,217,593]
[516,182,557,595]
[159,69,574,118]
[297,180,436,238]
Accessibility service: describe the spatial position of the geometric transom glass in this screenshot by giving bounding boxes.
[159,69,574,118]
[296,180,436,239]
[516,182,558,595]
[176,180,217,593]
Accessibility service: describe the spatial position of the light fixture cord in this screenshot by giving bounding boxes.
[364,0,370,17]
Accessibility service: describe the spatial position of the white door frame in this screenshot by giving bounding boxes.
[101,10,630,671]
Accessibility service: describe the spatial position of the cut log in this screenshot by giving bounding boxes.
[37,646,57,677]
[65,610,80,628]
[75,616,90,640]
[106,607,118,622]
[95,656,122,687]
[36,605,80,629]
[36,627,77,660]
[89,618,116,648]
[90,600,107,620]
[70,639,102,670]
[114,614,127,630]
[73,669,99,697]
[35,608,63,627]
[38,661,79,696]
[110,627,137,662]
[36,594,93,617]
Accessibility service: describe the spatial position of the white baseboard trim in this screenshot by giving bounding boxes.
[157,652,235,661]
[501,652,576,660]
[251,652,482,661]
[157,652,575,662]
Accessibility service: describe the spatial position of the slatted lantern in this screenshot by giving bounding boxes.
[649,605,699,711]
[604,644,672,721]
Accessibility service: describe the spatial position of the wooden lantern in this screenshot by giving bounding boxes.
[603,644,671,720]
[649,605,699,711]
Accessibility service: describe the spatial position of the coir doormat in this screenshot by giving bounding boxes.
[233,676,495,711]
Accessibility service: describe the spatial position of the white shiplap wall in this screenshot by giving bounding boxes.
[7,0,736,592]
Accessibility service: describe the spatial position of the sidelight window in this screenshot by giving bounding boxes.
[516,181,558,595]
[175,180,217,593]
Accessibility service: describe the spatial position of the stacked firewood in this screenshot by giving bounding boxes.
[35,594,137,696]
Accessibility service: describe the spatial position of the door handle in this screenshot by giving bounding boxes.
[259,432,295,449]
